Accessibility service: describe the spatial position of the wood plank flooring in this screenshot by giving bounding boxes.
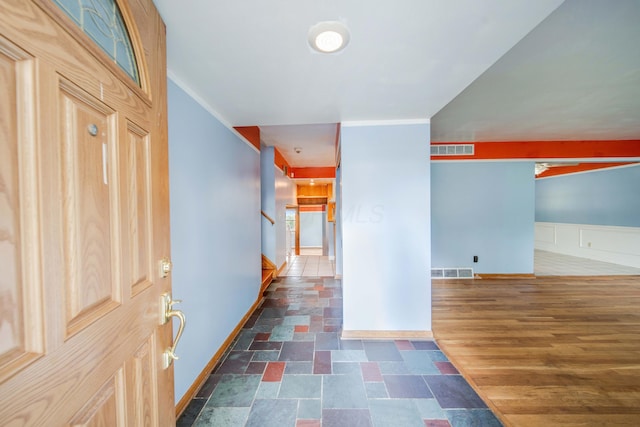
[432,276,640,427]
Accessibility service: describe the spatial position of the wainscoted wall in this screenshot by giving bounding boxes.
[535,164,640,268]
[167,78,261,404]
[535,222,640,268]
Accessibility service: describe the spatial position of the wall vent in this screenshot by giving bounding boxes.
[431,267,474,279]
[431,144,474,156]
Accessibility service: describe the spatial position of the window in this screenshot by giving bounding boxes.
[53,0,140,84]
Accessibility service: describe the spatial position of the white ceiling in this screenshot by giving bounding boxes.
[432,0,640,142]
[154,0,640,167]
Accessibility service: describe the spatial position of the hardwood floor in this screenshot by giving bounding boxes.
[432,276,640,427]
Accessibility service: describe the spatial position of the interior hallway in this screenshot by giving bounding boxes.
[177,275,501,427]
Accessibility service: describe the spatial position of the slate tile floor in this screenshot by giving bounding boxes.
[178,277,502,427]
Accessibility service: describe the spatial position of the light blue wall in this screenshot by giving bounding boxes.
[341,122,431,332]
[167,79,261,404]
[535,164,640,227]
[261,146,295,267]
[260,146,276,261]
[431,161,535,274]
[300,211,324,247]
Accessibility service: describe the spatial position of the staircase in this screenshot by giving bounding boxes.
[261,254,276,294]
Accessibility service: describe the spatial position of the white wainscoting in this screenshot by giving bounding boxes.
[535,222,640,268]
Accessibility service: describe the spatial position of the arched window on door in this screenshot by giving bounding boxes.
[52,0,140,85]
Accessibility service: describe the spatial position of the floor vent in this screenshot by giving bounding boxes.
[431,268,474,279]
[431,144,474,156]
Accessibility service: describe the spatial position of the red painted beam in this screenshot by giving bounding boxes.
[234,126,261,151]
[274,147,292,174]
[431,140,640,160]
[289,167,336,179]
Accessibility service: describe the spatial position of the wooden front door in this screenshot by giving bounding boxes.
[0,0,175,425]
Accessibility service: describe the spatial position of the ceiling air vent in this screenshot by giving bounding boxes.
[431,144,474,156]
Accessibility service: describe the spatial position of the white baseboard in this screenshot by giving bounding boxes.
[535,222,640,268]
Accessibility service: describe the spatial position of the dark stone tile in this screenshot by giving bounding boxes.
[412,341,439,350]
[207,374,261,407]
[215,351,253,374]
[322,409,373,427]
[254,332,271,341]
[252,350,280,361]
[245,362,267,375]
[242,314,259,329]
[395,340,415,350]
[196,374,221,398]
[445,409,502,427]
[361,362,383,382]
[249,341,283,351]
[323,307,343,318]
[261,298,287,308]
[279,341,315,361]
[176,397,206,427]
[245,399,297,427]
[232,331,257,350]
[424,376,487,409]
[363,341,403,361]
[260,307,287,319]
[435,361,459,375]
[383,375,433,398]
[329,298,342,307]
[316,332,340,350]
[323,278,341,287]
[313,350,332,374]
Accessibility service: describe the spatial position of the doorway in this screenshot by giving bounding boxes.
[285,205,299,257]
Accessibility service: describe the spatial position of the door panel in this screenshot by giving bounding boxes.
[128,335,159,426]
[0,35,45,384]
[0,0,173,424]
[59,80,120,337]
[70,370,126,427]
[124,121,153,297]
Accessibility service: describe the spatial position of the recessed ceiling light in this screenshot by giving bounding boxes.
[308,21,350,54]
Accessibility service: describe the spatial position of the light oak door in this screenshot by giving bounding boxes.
[0,0,176,425]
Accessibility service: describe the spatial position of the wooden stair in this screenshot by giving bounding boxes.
[261,254,276,294]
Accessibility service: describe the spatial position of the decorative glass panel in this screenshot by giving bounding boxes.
[53,0,140,84]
